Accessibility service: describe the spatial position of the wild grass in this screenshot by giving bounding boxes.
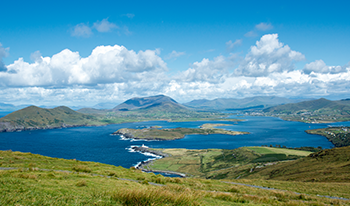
[1,150,350,205]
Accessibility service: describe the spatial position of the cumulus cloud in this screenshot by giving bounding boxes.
[303,59,348,74]
[0,43,9,72]
[226,39,242,51]
[93,18,118,32]
[234,34,305,77]
[2,33,350,105]
[71,23,93,37]
[177,54,238,83]
[30,50,42,63]
[166,50,186,60]
[0,45,167,87]
[255,22,273,31]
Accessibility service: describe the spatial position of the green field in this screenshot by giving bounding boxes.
[114,124,249,140]
[145,147,311,179]
[1,150,349,205]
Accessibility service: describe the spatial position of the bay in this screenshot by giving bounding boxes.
[0,115,349,169]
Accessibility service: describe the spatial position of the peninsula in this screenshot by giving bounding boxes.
[113,123,249,140]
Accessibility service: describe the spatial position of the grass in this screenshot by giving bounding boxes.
[246,146,350,182]
[0,150,349,205]
[146,147,310,179]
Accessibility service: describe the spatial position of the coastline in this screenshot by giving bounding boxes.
[130,145,186,177]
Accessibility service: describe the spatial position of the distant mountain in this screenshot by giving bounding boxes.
[0,106,100,132]
[113,95,180,111]
[184,96,306,110]
[92,102,119,110]
[0,103,29,112]
[263,98,350,113]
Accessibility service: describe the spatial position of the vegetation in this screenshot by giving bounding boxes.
[0,95,235,132]
[0,106,103,132]
[260,98,350,123]
[306,127,350,147]
[246,146,350,182]
[144,147,311,179]
[1,149,349,205]
[114,124,249,140]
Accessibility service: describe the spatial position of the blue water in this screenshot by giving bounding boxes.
[0,114,349,169]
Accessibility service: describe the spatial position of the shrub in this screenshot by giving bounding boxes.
[72,165,92,173]
[76,180,87,187]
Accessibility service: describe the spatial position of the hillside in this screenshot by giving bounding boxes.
[262,98,350,123]
[0,106,102,132]
[143,147,311,179]
[246,146,350,182]
[184,96,305,110]
[1,150,349,205]
[113,94,179,111]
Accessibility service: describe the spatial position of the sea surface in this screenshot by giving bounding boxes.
[0,113,349,169]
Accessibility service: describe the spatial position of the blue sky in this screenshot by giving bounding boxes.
[0,0,350,106]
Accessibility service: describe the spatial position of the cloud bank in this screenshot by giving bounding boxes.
[1,34,349,105]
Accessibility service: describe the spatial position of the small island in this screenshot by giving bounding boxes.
[113,123,249,141]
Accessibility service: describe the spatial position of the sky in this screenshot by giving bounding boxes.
[0,0,350,106]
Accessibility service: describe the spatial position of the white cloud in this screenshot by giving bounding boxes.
[166,50,186,60]
[226,39,242,51]
[71,23,92,37]
[303,59,348,74]
[0,45,167,87]
[255,22,273,31]
[234,34,305,77]
[0,43,9,71]
[176,54,238,83]
[125,13,135,19]
[93,18,118,32]
[1,33,350,105]
[30,50,42,63]
[244,31,257,37]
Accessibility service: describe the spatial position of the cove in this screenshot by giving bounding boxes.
[0,115,349,169]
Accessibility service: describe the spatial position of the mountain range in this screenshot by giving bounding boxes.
[264,98,350,113]
[184,96,312,110]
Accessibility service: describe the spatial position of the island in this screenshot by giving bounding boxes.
[112,123,249,140]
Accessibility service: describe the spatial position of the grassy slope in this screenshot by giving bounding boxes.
[306,127,350,147]
[146,147,311,179]
[0,106,103,131]
[246,146,350,182]
[1,150,349,205]
[114,124,248,140]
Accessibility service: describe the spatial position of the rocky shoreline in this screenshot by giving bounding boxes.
[131,145,186,177]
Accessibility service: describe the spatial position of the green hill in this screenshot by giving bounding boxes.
[246,146,350,182]
[1,149,349,205]
[0,106,102,132]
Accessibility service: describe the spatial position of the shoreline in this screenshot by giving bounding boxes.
[130,145,186,177]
